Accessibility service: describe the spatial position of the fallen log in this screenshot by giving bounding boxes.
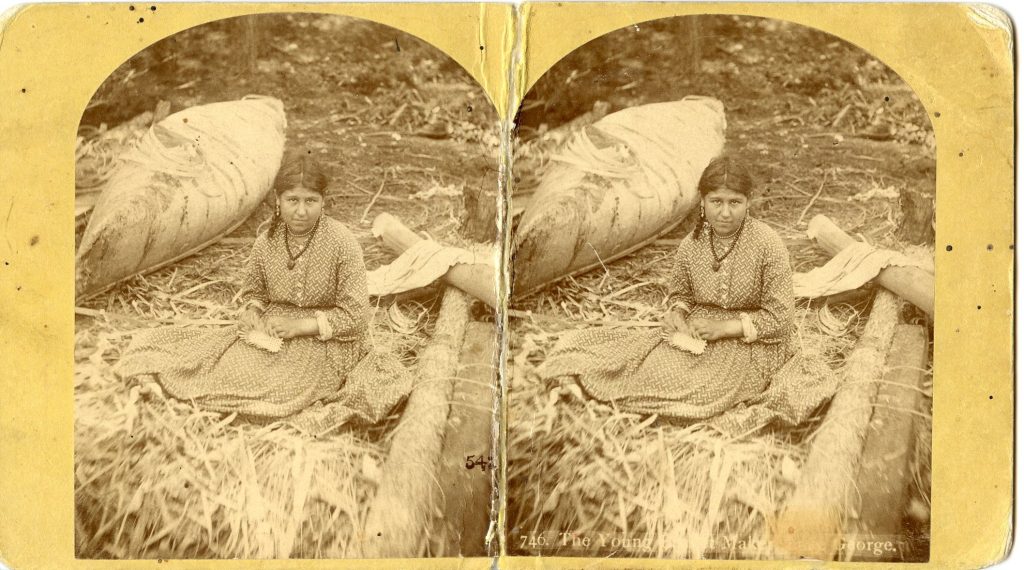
[808,215,934,318]
[774,290,901,560]
[432,321,498,556]
[360,287,471,557]
[850,324,930,562]
[372,213,498,309]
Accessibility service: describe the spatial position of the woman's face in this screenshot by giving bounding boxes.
[277,186,324,235]
[702,187,749,236]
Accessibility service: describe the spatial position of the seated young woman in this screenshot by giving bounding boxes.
[537,156,837,434]
[117,152,410,430]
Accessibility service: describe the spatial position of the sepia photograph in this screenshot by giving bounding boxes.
[0,3,1014,569]
[508,15,935,561]
[73,12,500,559]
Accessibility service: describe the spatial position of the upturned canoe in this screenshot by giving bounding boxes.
[512,96,726,297]
[76,96,287,299]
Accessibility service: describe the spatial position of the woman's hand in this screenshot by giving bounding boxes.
[688,318,742,341]
[237,308,262,333]
[265,317,303,339]
[660,310,691,335]
[265,317,319,339]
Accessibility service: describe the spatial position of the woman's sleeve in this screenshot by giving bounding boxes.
[746,233,795,341]
[666,240,696,313]
[238,237,270,313]
[315,230,370,341]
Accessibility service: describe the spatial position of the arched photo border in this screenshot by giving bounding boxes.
[0,3,1012,570]
[507,3,1013,569]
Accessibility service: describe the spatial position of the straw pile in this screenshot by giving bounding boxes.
[508,315,841,559]
[506,228,881,559]
[507,229,935,560]
[74,304,429,559]
[74,241,435,559]
[75,369,384,558]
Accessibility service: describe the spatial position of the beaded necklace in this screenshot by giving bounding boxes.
[709,218,745,272]
[284,216,321,270]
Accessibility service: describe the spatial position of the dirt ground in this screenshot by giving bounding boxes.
[78,12,500,315]
[517,15,935,255]
[510,14,936,333]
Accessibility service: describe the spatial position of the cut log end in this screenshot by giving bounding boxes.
[897,184,935,245]
[460,183,499,243]
[372,213,498,308]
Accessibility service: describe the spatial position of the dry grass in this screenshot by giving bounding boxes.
[75,360,389,558]
[73,297,433,559]
[506,192,931,559]
[71,105,484,558]
[507,304,847,560]
[73,222,441,558]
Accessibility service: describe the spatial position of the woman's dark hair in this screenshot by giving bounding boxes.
[692,155,755,239]
[267,151,329,239]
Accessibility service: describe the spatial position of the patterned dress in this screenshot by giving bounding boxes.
[118,217,411,429]
[537,217,837,434]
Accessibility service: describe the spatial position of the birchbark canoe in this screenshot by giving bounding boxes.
[75,96,287,299]
[512,96,726,298]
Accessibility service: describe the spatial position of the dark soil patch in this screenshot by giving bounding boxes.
[516,14,935,246]
[78,13,499,312]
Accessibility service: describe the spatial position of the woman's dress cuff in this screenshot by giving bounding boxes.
[669,300,692,315]
[244,299,267,314]
[315,311,333,341]
[739,312,758,343]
